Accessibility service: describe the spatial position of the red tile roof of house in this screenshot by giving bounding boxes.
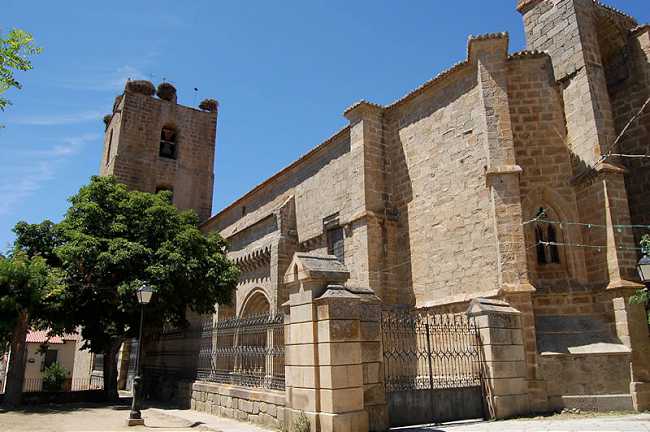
[26,330,79,344]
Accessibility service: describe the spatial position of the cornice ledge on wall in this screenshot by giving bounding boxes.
[499,281,537,294]
[485,165,523,176]
[417,289,502,309]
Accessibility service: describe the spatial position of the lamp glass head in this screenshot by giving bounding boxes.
[137,284,154,305]
[637,255,650,283]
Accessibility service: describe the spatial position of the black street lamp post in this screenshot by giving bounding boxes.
[127,283,153,427]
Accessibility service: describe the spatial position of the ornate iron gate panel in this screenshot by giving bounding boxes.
[196,313,285,390]
[382,309,484,427]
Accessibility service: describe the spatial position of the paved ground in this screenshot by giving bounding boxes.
[0,403,220,432]
[396,413,650,432]
[0,402,276,432]
[1,403,649,432]
[148,408,270,432]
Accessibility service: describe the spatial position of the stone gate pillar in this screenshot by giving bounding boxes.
[467,298,529,419]
[356,290,388,431]
[609,289,650,411]
[283,253,371,432]
[313,287,369,431]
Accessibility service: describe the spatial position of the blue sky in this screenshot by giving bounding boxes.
[1,0,648,249]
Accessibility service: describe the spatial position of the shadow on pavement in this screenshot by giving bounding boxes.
[145,421,207,429]
[0,397,132,416]
[391,419,488,431]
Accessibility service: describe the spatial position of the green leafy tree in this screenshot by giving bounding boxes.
[0,252,55,406]
[0,28,42,113]
[42,362,68,392]
[13,220,62,267]
[631,234,650,323]
[54,176,239,401]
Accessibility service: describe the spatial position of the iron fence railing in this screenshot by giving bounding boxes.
[382,309,482,392]
[197,313,285,391]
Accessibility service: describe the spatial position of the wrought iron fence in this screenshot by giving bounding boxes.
[197,313,285,391]
[382,309,482,392]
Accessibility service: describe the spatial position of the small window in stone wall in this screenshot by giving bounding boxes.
[159,126,177,159]
[327,226,345,263]
[534,207,561,265]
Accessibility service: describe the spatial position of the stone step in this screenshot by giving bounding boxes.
[548,394,634,412]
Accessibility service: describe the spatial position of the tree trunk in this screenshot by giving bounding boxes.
[102,339,123,402]
[3,311,29,407]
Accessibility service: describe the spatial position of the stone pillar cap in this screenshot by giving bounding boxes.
[315,284,360,302]
[283,252,350,285]
[343,100,383,121]
[466,297,521,316]
[467,32,509,63]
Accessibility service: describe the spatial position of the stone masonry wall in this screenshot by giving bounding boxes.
[204,130,379,290]
[608,26,650,248]
[507,54,588,292]
[191,382,285,429]
[501,292,546,412]
[522,0,616,168]
[539,352,633,411]
[521,0,641,288]
[533,292,601,316]
[205,130,351,241]
[386,65,498,307]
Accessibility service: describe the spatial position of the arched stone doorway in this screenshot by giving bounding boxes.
[239,289,270,317]
[235,289,278,387]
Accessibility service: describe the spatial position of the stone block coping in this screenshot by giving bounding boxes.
[539,345,632,356]
[467,297,521,316]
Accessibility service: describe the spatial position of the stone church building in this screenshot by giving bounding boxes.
[100,0,650,429]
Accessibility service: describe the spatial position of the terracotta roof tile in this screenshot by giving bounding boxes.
[26,330,79,344]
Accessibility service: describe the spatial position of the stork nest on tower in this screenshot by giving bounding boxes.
[125,80,155,96]
[199,98,219,112]
[156,82,177,102]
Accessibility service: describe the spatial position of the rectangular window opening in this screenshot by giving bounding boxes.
[327,226,345,263]
[160,127,177,159]
[92,353,104,372]
[42,349,58,371]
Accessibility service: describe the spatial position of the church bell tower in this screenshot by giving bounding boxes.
[100,80,218,222]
